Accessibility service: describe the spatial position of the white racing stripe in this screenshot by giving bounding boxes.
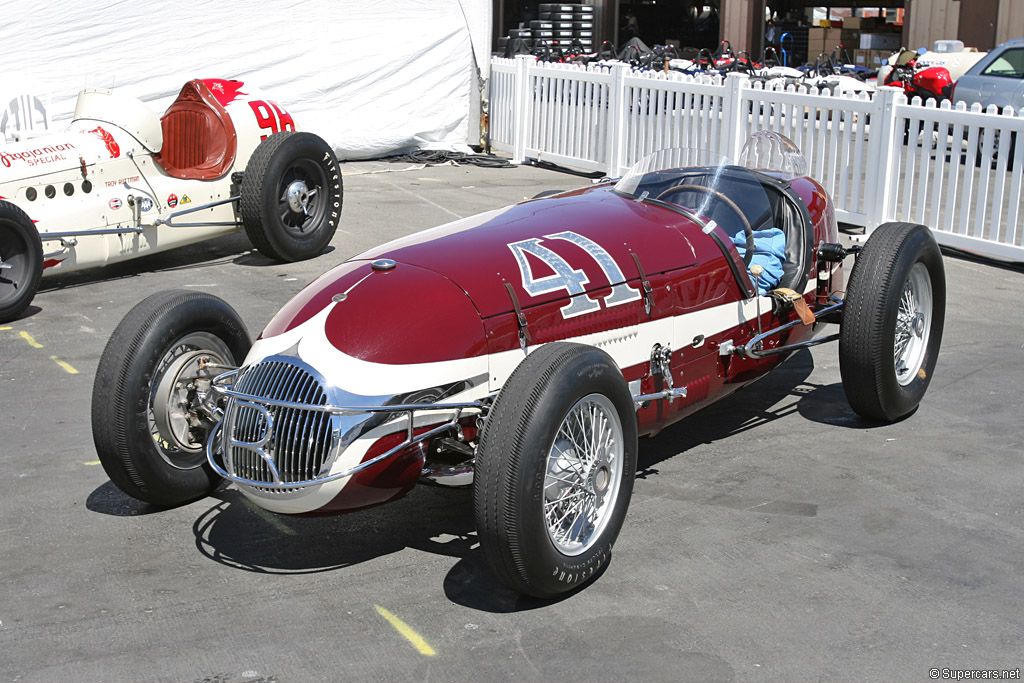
[239,269,835,513]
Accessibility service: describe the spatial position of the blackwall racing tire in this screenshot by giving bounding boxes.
[839,222,945,423]
[240,131,343,262]
[91,290,251,506]
[0,200,42,323]
[474,343,638,598]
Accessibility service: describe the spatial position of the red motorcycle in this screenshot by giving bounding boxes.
[883,48,954,101]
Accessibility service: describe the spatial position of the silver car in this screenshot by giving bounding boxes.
[952,38,1024,110]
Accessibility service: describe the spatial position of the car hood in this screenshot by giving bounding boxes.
[349,185,699,318]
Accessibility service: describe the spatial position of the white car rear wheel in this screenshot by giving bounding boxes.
[239,132,343,262]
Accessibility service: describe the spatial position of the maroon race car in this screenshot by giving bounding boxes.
[92,132,945,598]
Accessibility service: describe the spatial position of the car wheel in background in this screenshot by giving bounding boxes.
[240,131,343,262]
[0,200,42,323]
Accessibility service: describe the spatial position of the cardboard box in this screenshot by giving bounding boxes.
[844,17,862,30]
[808,27,839,42]
[860,32,901,51]
[854,49,889,68]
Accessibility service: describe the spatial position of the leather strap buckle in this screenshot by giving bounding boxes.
[771,287,815,326]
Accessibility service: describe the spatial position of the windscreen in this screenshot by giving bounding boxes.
[613,133,810,295]
[613,148,776,243]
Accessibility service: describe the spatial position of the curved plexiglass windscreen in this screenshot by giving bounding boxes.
[612,147,775,244]
[613,133,810,294]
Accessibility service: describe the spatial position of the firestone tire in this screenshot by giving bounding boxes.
[240,131,343,262]
[0,200,42,323]
[839,222,945,423]
[473,343,638,598]
[91,290,251,507]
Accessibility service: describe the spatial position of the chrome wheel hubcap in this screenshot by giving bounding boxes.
[285,180,311,214]
[149,332,232,469]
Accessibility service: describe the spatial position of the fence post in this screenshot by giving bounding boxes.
[866,86,902,231]
[512,54,535,164]
[605,63,630,176]
[720,72,749,160]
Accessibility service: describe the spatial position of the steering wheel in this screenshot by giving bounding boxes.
[656,184,754,266]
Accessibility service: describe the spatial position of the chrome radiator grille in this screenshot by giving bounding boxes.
[225,359,332,485]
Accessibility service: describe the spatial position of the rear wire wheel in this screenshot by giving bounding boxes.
[474,343,638,598]
[839,222,945,422]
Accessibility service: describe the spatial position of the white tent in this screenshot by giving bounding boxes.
[0,0,491,159]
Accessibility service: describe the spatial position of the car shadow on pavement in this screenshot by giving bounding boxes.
[443,555,607,612]
[190,485,478,576]
[634,348,880,479]
[634,349,815,476]
[38,231,326,294]
[793,380,885,428]
[86,480,174,516]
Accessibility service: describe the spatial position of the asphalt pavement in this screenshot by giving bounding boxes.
[1,157,1022,683]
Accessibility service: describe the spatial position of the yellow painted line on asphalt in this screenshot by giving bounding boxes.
[19,331,42,348]
[244,503,297,536]
[0,326,11,331]
[374,605,437,656]
[6,329,79,374]
[83,461,100,466]
[51,356,79,374]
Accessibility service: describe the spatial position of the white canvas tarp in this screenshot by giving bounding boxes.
[0,0,490,159]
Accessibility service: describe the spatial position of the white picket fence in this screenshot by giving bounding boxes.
[490,55,1024,261]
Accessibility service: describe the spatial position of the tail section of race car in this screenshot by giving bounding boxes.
[0,77,342,323]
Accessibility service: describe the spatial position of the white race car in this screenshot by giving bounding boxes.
[0,78,343,322]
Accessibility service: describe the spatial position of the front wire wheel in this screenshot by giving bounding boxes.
[474,343,638,598]
[92,291,251,506]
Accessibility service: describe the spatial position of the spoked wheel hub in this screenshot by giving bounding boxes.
[586,458,612,502]
[894,262,933,386]
[543,393,624,557]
